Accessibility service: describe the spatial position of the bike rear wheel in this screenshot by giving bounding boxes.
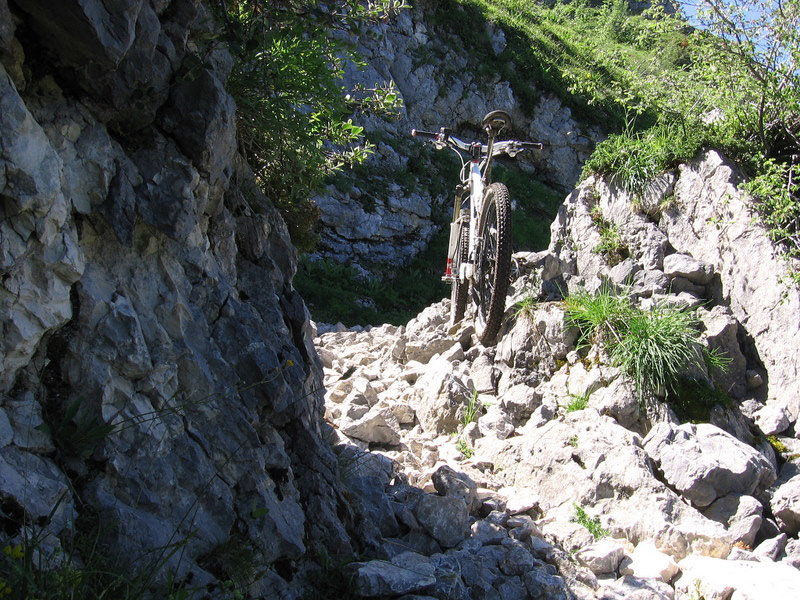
[450,221,469,326]
[473,182,512,345]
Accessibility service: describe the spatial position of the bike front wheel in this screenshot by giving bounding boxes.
[473,182,512,345]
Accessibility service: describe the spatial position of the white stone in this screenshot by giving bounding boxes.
[619,540,680,582]
[575,538,627,574]
[675,555,800,600]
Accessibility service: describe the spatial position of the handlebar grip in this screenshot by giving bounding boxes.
[411,129,440,140]
[521,142,545,150]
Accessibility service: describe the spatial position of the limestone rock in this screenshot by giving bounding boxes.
[598,575,675,600]
[663,253,714,284]
[675,555,800,600]
[643,422,776,507]
[414,494,470,548]
[409,357,471,434]
[618,540,680,582]
[769,463,800,535]
[754,404,792,436]
[701,494,763,548]
[575,538,627,574]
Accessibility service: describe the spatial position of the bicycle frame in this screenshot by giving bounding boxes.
[411,123,542,286]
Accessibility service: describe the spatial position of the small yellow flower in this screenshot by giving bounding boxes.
[286,359,295,367]
[2,544,23,560]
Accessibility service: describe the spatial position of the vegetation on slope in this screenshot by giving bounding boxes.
[436,0,799,283]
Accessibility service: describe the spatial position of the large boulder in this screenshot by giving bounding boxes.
[675,555,800,600]
[643,422,776,508]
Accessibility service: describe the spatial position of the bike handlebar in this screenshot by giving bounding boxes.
[412,128,544,157]
[410,129,440,140]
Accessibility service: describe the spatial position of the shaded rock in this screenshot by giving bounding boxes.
[415,495,470,548]
[0,447,76,535]
[432,465,479,512]
[346,552,436,597]
[522,567,570,600]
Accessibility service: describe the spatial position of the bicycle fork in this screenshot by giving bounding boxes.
[444,160,483,283]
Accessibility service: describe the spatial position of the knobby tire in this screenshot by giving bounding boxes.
[474,182,512,346]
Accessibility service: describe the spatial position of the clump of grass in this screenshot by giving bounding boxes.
[455,438,474,459]
[564,392,591,413]
[563,286,632,348]
[572,504,609,540]
[566,435,579,448]
[564,287,730,410]
[589,206,630,266]
[463,389,481,427]
[583,120,705,199]
[766,435,789,455]
[514,292,539,321]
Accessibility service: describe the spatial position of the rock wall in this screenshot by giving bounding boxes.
[1,1,355,594]
[309,0,599,273]
[548,150,800,421]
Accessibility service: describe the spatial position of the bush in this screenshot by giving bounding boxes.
[564,287,729,408]
[217,1,406,250]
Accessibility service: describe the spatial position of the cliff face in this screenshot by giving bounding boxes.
[0,0,352,592]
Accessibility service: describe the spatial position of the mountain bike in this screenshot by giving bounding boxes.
[412,110,543,345]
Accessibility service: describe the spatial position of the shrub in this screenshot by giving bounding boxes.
[564,287,730,407]
[216,1,406,250]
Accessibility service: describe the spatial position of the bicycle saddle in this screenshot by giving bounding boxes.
[482,110,512,135]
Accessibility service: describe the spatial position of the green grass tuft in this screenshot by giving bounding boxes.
[572,504,609,540]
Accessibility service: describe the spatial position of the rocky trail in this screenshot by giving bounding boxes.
[313,152,800,600]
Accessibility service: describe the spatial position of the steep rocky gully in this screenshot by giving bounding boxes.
[2,1,800,600]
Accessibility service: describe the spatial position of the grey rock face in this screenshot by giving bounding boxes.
[0,2,360,592]
[643,422,776,507]
[662,151,800,420]
[0,63,84,392]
